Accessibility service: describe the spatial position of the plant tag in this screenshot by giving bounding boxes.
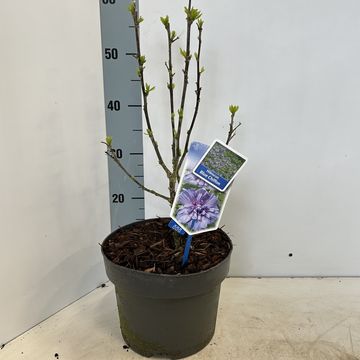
[193,139,247,192]
[168,219,186,235]
[170,142,231,235]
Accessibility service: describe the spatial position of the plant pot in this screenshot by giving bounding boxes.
[101,217,232,359]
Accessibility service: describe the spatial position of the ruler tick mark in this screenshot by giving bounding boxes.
[128,104,142,108]
[130,152,143,155]
[132,197,145,200]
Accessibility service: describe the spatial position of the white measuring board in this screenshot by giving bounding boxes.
[99,0,145,230]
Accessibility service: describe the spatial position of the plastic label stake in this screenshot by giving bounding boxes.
[168,219,193,267]
[168,219,186,235]
[181,235,193,267]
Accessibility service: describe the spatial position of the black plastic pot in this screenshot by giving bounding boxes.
[101,218,232,359]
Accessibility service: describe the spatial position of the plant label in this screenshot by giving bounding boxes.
[193,139,247,192]
[170,141,231,236]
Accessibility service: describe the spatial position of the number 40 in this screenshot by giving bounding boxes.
[107,100,120,111]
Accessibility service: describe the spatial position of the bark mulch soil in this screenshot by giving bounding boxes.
[102,218,232,275]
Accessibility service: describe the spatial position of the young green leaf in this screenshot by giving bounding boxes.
[229,105,240,115]
[184,6,202,23]
[138,55,146,66]
[179,48,187,59]
[106,136,113,147]
[160,15,169,28]
[170,30,178,42]
[145,83,155,95]
[178,108,184,118]
[128,1,136,15]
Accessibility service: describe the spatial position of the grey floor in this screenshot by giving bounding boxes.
[2,278,360,359]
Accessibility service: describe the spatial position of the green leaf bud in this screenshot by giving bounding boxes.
[170,30,178,42]
[138,55,146,66]
[184,7,202,23]
[160,15,170,28]
[145,83,155,95]
[105,136,113,147]
[128,1,136,15]
[229,105,240,115]
[179,48,187,59]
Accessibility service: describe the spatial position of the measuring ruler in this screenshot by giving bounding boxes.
[99,0,145,230]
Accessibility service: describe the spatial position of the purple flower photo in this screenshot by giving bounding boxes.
[176,188,220,231]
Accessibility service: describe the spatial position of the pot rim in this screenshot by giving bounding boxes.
[101,217,233,279]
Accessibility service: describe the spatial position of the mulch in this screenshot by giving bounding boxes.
[101,218,232,275]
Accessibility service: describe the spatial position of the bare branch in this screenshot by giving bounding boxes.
[130,3,171,178]
[178,19,204,176]
[162,19,177,159]
[109,1,242,210]
[103,143,171,203]
[173,0,194,175]
[226,106,241,145]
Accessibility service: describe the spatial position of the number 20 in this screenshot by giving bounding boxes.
[112,194,124,203]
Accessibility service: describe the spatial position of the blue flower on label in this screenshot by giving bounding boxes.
[183,172,208,187]
[176,188,220,231]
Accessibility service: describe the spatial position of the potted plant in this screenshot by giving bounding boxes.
[101,1,242,358]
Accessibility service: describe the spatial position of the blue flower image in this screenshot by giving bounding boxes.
[176,188,220,231]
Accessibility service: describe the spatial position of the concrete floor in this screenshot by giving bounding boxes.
[1,278,360,360]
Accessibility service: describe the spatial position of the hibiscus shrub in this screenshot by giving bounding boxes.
[103,0,241,216]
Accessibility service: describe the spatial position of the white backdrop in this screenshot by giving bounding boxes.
[1,0,360,346]
[0,0,109,344]
[141,0,360,276]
